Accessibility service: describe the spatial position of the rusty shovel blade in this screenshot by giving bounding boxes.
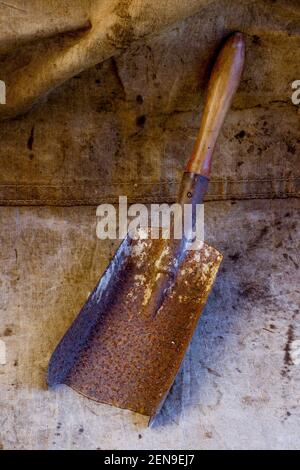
[47,229,222,418]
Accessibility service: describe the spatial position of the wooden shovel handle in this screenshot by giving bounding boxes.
[185,32,245,176]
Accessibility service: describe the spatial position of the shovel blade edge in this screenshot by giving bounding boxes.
[47,233,222,417]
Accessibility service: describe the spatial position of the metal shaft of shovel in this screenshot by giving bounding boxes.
[47,33,245,419]
[141,32,245,317]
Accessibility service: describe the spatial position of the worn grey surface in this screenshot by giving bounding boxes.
[0,199,299,449]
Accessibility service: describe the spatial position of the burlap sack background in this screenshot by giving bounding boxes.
[0,0,299,204]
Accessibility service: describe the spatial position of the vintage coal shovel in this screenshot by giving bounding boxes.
[47,33,245,419]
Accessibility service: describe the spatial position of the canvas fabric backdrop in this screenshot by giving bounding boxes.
[0,0,299,205]
[0,0,300,451]
[1,199,300,450]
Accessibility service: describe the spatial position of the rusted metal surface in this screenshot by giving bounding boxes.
[47,231,222,417]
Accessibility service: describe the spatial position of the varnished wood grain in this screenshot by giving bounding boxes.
[186,33,245,176]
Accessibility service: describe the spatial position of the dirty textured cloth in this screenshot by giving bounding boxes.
[0,0,300,451]
[0,0,299,204]
[0,200,299,449]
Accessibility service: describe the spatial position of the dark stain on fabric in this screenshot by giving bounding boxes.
[288,255,299,270]
[136,115,146,127]
[249,226,269,249]
[235,130,246,140]
[3,327,13,336]
[292,309,299,320]
[206,367,221,378]
[291,222,297,231]
[263,327,274,334]
[284,325,294,366]
[283,253,299,269]
[27,126,34,150]
[228,252,240,262]
[238,282,267,301]
[110,57,126,97]
[286,143,296,154]
[252,35,261,45]
[96,99,114,113]
[275,219,282,229]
